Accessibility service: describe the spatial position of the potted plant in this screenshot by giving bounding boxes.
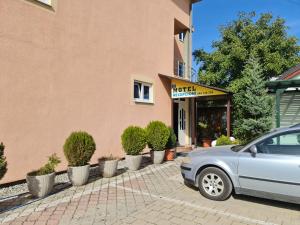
[63,131,96,186]
[121,126,146,171]
[146,121,170,164]
[26,154,61,198]
[216,135,239,146]
[165,127,177,161]
[98,155,119,178]
[198,122,213,147]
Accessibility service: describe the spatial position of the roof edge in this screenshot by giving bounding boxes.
[158,73,231,94]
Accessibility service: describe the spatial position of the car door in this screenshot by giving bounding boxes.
[238,130,300,201]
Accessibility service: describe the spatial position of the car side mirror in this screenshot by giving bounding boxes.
[249,145,257,156]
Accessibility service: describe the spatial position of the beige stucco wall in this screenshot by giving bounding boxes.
[0,0,193,183]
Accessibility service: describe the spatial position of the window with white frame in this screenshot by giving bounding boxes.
[36,0,52,6]
[134,81,153,103]
[179,32,185,42]
[177,61,185,77]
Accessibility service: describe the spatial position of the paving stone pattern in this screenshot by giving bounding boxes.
[0,156,299,225]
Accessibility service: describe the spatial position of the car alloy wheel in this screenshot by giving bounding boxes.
[202,173,224,196]
[198,167,232,201]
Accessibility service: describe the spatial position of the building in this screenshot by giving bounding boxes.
[267,63,300,128]
[0,0,205,183]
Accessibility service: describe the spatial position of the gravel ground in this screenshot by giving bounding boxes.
[0,157,146,199]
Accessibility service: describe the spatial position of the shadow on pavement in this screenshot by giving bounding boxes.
[0,181,71,214]
[183,181,300,211]
[232,194,300,211]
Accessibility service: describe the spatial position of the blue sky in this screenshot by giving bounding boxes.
[192,0,300,69]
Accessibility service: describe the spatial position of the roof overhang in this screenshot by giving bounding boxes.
[267,79,300,92]
[159,74,230,99]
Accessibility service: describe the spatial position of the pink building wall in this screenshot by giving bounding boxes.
[0,0,194,183]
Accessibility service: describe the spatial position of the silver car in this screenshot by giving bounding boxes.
[181,125,300,203]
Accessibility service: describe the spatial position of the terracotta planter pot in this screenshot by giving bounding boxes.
[165,149,176,161]
[202,139,212,148]
[150,150,165,164]
[99,159,118,178]
[125,154,142,171]
[26,172,55,198]
[67,164,90,186]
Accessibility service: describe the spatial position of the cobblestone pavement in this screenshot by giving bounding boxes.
[0,156,299,225]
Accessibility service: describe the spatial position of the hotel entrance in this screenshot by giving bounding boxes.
[173,99,189,146]
[160,74,231,148]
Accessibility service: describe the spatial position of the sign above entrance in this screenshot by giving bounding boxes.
[171,79,227,98]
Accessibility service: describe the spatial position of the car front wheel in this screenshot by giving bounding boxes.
[198,167,232,201]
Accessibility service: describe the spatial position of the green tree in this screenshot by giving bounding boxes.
[193,12,300,90]
[233,56,273,143]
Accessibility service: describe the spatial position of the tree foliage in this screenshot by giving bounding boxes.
[193,12,300,90]
[233,56,273,144]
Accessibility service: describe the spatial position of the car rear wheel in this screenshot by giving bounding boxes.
[198,167,232,201]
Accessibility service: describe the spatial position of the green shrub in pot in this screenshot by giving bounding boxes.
[28,154,61,176]
[165,127,177,161]
[216,135,232,146]
[121,126,147,155]
[27,154,61,198]
[215,135,240,146]
[121,126,146,170]
[0,142,7,180]
[165,127,177,149]
[146,121,170,164]
[64,131,96,166]
[63,131,96,186]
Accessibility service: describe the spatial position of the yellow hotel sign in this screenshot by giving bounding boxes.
[171,79,226,98]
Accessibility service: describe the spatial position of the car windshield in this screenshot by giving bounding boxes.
[230,129,278,152]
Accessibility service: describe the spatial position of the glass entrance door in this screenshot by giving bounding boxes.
[178,101,186,146]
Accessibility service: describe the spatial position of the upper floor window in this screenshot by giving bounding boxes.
[36,0,52,6]
[179,32,185,42]
[177,61,185,77]
[134,81,153,103]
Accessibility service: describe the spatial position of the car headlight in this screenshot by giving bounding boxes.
[182,156,192,164]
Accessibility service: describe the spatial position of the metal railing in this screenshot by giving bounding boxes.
[174,65,197,82]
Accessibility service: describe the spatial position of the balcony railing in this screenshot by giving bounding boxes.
[174,64,197,82]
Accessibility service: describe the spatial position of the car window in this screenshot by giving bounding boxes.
[257,131,300,156]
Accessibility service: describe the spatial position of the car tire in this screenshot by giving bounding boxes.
[198,167,232,201]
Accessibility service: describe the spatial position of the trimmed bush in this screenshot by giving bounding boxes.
[216,135,233,146]
[63,131,96,167]
[29,154,61,176]
[165,127,177,149]
[146,121,170,151]
[121,126,146,155]
[0,142,7,180]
